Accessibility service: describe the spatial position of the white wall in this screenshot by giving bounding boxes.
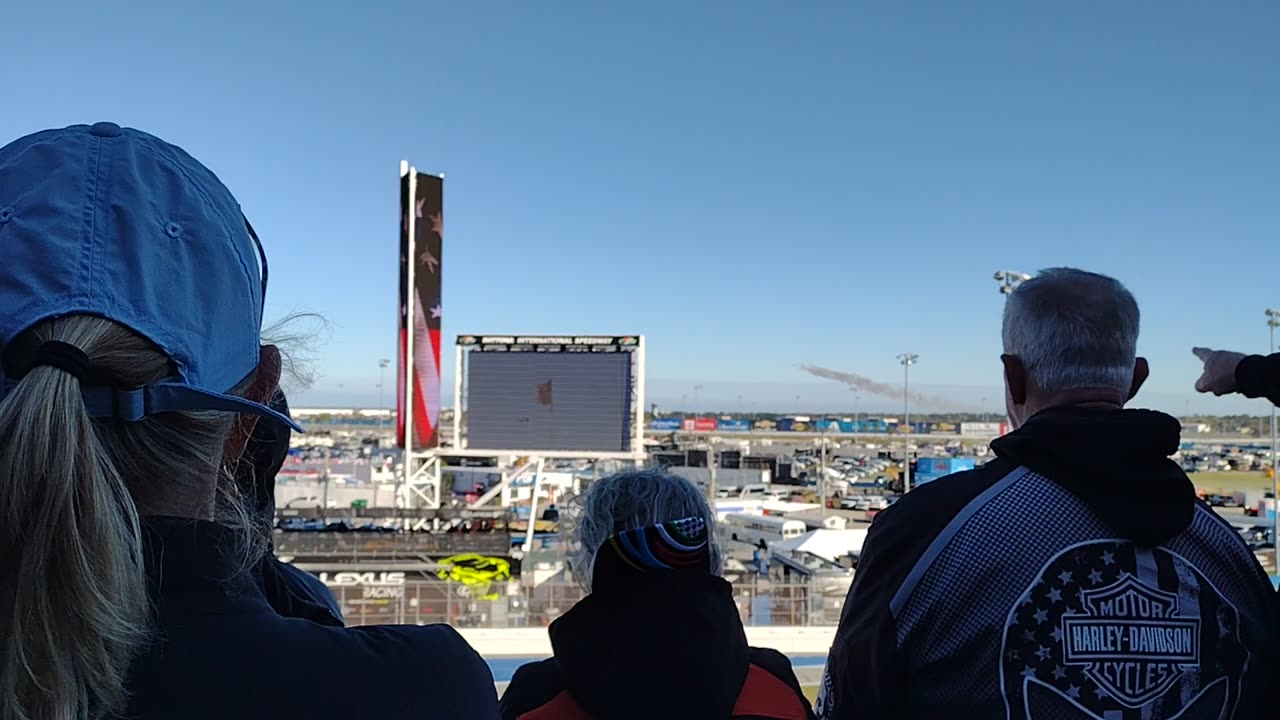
[459,626,835,658]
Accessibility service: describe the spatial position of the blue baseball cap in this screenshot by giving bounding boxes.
[0,122,302,432]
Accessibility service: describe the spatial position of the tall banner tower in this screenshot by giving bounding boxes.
[397,164,443,450]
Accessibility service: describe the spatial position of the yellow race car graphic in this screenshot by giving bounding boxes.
[437,554,512,600]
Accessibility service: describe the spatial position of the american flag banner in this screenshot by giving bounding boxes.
[397,169,443,450]
[535,380,554,406]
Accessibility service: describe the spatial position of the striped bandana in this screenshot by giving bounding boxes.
[592,516,711,587]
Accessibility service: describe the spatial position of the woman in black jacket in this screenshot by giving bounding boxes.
[500,470,814,720]
[0,123,498,719]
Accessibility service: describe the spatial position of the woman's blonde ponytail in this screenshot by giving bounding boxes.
[0,316,243,720]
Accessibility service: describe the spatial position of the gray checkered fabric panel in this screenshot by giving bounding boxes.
[891,468,1271,719]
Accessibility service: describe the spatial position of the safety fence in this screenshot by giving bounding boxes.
[325,576,846,628]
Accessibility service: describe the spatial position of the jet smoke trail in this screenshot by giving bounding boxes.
[797,364,953,409]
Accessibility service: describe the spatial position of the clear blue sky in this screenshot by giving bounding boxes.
[5,1,1278,414]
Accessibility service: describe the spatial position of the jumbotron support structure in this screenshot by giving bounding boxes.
[449,335,648,544]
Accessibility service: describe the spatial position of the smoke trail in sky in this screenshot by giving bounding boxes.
[797,364,954,409]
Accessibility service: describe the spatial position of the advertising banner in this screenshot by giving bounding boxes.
[457,335,640,353]
[915,457,978,483]
[959,422,1007,437]
[650,417,683,431]
[717,419,751,431]
[920,458,952,477]
[397,170,444,450]
[913,460,945,485]
[693,418,718,432]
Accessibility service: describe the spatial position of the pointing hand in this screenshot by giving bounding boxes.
[1192,347,1246,396]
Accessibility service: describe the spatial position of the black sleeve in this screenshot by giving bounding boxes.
[818,503,914,720]
[1236,353,1280,407]
[499,659,563,720]
[818,461,1012,720]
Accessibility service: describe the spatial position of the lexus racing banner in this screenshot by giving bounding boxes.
[397,168,443,450]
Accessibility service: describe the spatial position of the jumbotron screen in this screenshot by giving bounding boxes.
[461,336,638,452]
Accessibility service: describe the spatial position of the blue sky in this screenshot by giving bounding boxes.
[5,1,1278,414]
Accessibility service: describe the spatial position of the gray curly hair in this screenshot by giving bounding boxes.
[564,469,724,592]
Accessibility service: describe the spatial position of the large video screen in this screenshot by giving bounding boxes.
[465,341,635,452]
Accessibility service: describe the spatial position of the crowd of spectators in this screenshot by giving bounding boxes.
[2,124,1278,719]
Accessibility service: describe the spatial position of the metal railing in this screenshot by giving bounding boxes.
[325,576,846,628]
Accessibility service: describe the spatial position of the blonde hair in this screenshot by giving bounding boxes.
[0,315,256,720]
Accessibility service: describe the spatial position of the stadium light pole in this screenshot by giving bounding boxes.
[378,359,391,432]
[818,423,828,517]
[897,354,919,493]
[994,270,1032,297]
[1268,308,1280,563]
[708,441,718,511]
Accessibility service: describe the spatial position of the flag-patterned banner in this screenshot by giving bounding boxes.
[535,380,553,406]
[397,170,443,450]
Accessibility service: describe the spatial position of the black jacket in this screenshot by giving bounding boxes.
[819,407,1280,720]
[1237,353,1280,407]
[126,518,501,719]
[500,574,813,720]
[256,553,345,626]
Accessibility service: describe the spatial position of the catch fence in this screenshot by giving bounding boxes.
[325,576,846,628]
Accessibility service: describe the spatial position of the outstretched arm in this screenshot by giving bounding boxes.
[1235,353,1280,407]
[1193,348,1280,407]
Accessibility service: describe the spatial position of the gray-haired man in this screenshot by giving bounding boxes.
[818,268,1279,720]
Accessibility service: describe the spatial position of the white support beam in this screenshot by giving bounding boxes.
[404,454,442,509]
[468,457,535,509]
[523,457,547,551]
[437,447,646,461]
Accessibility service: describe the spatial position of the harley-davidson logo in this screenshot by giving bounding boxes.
[1061,575,1200,707]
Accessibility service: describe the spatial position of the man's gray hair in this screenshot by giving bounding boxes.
[564,469,724,592]
[1001,267,1140,393]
